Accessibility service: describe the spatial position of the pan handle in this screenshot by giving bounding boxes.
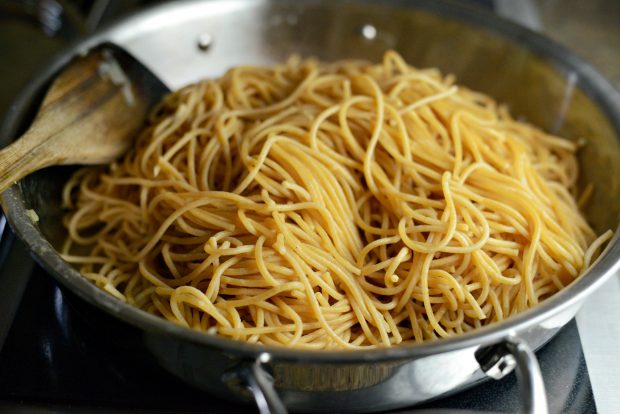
[223,352,288,414]
[475,337,549,414]
[227,337,546,414]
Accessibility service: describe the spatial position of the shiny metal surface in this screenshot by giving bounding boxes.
[475,337,549,414]
[222,353,285,414]
[249,354,287,414]
[142,303,576,412]
[505,339,548,414]
[245,336,547,413]
[1,0,620,412]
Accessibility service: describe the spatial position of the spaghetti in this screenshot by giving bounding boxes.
[61,51,611,349]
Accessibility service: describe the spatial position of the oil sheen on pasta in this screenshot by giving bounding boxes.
[61,51,611,349]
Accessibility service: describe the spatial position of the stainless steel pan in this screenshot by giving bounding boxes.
[2,1,620,413]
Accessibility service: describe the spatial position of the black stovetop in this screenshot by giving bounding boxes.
[0,225,596,413]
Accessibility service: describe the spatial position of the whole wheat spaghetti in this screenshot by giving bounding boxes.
[61,51,611,349]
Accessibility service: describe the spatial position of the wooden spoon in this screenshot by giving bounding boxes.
[0,43,170,193]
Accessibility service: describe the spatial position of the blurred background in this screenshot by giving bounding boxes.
[1,0,619,123]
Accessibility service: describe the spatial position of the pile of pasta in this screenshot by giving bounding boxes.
[62,51,610,349]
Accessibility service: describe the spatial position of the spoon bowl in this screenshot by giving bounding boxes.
[0,43,170,194]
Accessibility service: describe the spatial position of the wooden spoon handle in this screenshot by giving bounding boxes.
[0,128,58,194]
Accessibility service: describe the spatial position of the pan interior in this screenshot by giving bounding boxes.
[8,0,620,337]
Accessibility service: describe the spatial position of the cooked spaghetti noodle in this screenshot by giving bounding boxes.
[61,51,611,349]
